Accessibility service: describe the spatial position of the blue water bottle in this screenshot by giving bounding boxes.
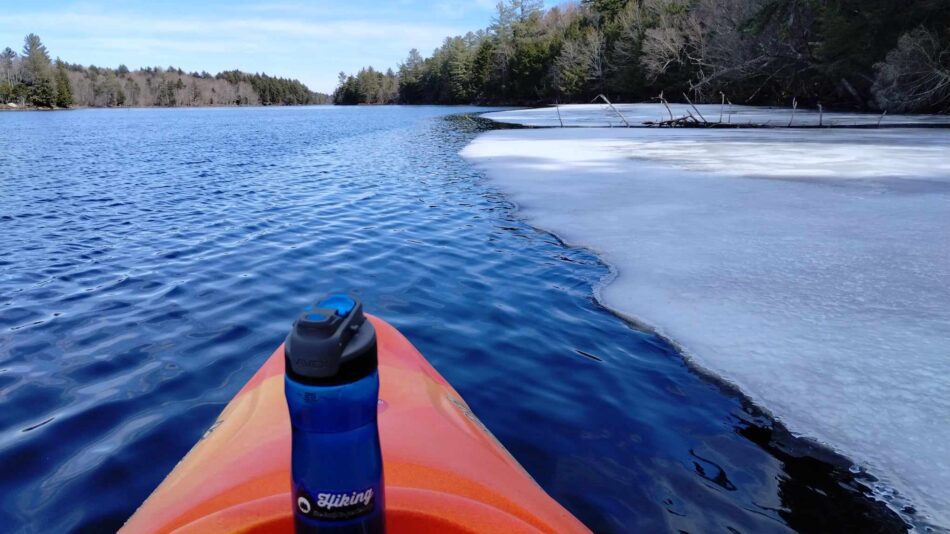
[284,294,385,533]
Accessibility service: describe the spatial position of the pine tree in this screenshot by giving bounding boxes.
[21,34,55,107]
[445,38,474,102]
[31,75,55,107]
[21,33,51,84]
[54,60,72,108]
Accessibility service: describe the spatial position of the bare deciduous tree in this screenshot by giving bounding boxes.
[872,27,950,112]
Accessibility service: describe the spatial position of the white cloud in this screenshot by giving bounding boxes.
[0,9,471,92]
[0,12,463,41]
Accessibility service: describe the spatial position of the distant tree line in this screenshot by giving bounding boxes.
[334,0,950,113]
[0,34,330,109]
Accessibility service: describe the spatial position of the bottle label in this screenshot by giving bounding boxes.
[295,486,377,521]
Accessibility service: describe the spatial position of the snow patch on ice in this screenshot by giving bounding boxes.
[461,126,950,527]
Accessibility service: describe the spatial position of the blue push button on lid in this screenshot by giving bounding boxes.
[316,294,356,317]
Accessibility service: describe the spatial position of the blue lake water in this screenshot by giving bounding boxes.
[0,106,905,533]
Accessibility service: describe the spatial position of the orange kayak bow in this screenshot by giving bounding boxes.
[121,315,590,533]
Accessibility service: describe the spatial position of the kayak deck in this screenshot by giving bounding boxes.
[121,315,589,533]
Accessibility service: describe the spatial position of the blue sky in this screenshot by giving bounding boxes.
[0,1,556,93]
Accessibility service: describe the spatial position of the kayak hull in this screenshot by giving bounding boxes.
[121,315,589,534]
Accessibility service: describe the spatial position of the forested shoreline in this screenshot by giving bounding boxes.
[0,34,330,109]
[334,0,950,113]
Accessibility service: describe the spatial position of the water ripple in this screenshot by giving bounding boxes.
[0,107,906,533]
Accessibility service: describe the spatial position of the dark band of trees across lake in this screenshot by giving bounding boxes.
[334,0,950,113]
[5,0,949,113]
[0,34,330,109]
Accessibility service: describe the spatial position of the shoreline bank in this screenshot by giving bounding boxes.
[0,103,335,112]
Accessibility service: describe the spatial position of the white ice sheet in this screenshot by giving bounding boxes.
[461,126,950,527]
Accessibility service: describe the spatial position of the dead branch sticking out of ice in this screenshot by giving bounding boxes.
[485,103,950,129]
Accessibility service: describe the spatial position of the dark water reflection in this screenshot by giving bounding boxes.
[0,107,905,533]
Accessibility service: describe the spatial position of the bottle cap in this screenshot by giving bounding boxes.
[284,294,377,384]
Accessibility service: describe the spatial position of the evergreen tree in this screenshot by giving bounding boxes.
[21,33,51,83]
[470,39,498,101]
[54,60,72,108]
[447,45,474,102]
[507,13,552,102]
[397,49,426,103]
[31,75,56,107]
[21,33,55,107]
